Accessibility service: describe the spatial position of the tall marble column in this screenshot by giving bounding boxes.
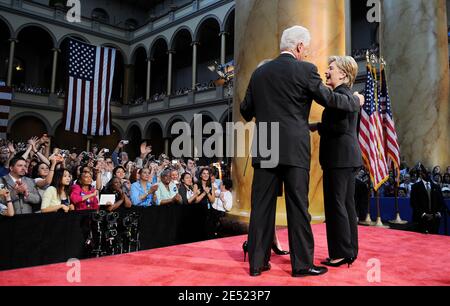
[146,58,152,101]
[7,39,17,86]
[232,0,347,225]
[380,0,449,168]
[220,32,227,65]
[191,41,199,90]
[167,50,175,95]
[50,48,59,94]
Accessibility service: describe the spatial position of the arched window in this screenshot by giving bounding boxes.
[92,8,110,24]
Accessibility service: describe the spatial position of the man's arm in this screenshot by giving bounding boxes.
[25,180,41,205]
[305,64,362,112]
[240,78,255,122]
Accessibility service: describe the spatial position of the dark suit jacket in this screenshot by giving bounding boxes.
[318,84,363,169]
[410,180,445,223]
[240,54,361,169]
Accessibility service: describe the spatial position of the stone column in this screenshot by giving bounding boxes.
[191,41,199,90]
[220,31,227,65]
[232,0,347,225]
[146,58,152,101]
[7,39,18,86]
[380,0,449,167]
[50,48,59,94]
[167,50,175,95]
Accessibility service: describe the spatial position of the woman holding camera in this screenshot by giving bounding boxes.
[41,169,75,213]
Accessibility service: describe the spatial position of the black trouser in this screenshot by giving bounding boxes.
[248,166,314,271]
[323,168,359,259]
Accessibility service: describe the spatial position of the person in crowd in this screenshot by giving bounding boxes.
[442,186,450,199]
[102,177,132,212]
[97,158,112,189]
[112,166,131,196]
[155,169,182,205]
[398,187,408,198]
[432,166,441,176]
[410,165,445,234]
[178,172,201,205]
[446,166,450,175]
[195,167,216,207]
[32,155,62,198]
[136,141,153,169]
[432,173,443,187]
[210,167,222,192]
[0,188,14,217]
[130,167,158,207]
[0,157,41,214]
[112,140,129,167]
[129,168,141,184]
[310,55,361,268]
[442,173,450,189]
[170,168,180,186]
[70,169,99,211]
[41,169,74,213]
[400,174,413,197]
[185,158,198,183]
[212,178,233,213]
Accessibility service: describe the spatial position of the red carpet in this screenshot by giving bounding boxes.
[0,224,449,286]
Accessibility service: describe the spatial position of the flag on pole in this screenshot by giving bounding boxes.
[379,63,401,180]
[358,64,389,191]
[64,39,116,136]
[0,86,12,139]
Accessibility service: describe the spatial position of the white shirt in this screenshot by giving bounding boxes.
[213,191,233,212]
[9,174,21,185]
[281,51,296,59]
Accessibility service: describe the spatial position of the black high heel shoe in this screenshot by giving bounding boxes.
[242,241,248,262]
[272,243,290,256]
[322,257,356,268]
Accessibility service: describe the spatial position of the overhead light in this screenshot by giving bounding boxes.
[15,65,23,71]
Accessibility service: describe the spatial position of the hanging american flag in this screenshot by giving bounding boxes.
[379,63,401,178]
[0,85,12,139]
[358,65,389,191]
[64,39,116,136]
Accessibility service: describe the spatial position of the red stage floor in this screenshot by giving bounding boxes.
[0,224,449,286]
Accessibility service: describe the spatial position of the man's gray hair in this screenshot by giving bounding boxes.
[280,25,311,51]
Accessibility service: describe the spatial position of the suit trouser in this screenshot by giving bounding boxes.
[323,168,359,259]
[248,166,314,271]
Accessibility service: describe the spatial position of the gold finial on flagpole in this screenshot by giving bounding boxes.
[366,50,370,64]
[380,57,386,67]
[370,54,378,66]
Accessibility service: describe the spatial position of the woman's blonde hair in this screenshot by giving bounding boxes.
[328,56,358,88]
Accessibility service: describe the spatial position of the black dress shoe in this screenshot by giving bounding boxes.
[292,266,328,277]
[249,263,271,277]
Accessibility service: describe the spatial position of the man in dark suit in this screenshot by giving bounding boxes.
[410,166,445,234]
[240,25,365,277]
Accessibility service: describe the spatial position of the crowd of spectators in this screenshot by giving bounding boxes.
[13,84,65,97]
[0,135,233,222]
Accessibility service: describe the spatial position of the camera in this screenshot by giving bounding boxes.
[104,149,110,153]
[121,140,129,145]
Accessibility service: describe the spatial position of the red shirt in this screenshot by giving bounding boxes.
[70,184,99,211]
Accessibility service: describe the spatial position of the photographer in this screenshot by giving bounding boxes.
[0,188,14,217]
[112,140,129,167]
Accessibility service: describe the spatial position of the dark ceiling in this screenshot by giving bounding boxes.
[119,0,169,11]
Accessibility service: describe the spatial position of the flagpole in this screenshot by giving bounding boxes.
[374,190,389,228]
[389,162,408,225]
[360,182,374,226]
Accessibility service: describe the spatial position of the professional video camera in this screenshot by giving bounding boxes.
[85,210,107,257]
[122,212,140,253]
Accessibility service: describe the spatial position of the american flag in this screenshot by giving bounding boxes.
[379,65,401,179]
[358,65,389,191]
[64,39,116,136]
[0,85,12,139]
